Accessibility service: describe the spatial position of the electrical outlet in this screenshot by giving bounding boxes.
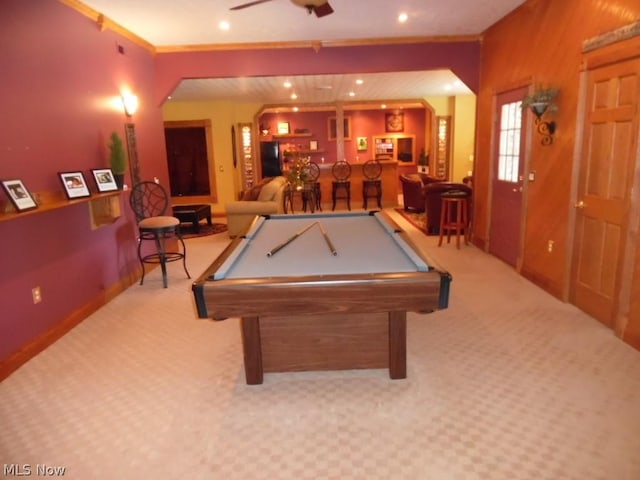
[32,286,42,304]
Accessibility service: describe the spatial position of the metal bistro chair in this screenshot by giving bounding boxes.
[129,181,190,288]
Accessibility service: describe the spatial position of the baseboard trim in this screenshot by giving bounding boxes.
[0,269,141,381]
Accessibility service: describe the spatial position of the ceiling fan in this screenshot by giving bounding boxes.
[230,0,334,18]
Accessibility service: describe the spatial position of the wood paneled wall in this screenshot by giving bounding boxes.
[475,0,640,296]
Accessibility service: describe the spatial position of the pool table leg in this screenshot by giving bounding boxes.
[388,311,407,379]
[241,316,264,385]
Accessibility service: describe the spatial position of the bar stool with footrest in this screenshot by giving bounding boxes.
[438,190,470,249]
[129,181,191,288]
[361,159,382,209]
[303,161,322,212]
[331,160,351,211]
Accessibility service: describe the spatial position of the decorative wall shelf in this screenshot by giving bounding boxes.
[373,134,416,165]
[272,133,313,139]
[298,150,325,155]
[0,190,122,229]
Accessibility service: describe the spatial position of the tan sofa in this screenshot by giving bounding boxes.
[225,176,288,237]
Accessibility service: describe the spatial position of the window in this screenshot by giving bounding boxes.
[497,102,522,183]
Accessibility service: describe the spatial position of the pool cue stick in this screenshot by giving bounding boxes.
[317,221,337,256]
[266,221,318,257]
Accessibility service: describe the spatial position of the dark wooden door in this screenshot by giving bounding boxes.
[164,127,210,197]
[489,87,528,267]
[571,57,640,327]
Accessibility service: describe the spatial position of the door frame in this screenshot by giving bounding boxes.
[567,33,640,335]
[164,119,218,205]
[486,83,533,271]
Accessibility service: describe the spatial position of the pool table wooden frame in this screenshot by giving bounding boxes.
[192,211,451,384]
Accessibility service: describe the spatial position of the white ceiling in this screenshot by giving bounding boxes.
[79,0,526,105]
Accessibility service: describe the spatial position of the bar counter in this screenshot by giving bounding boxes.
[314,160,398,210]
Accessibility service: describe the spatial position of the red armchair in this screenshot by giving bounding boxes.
[399,174,443,212]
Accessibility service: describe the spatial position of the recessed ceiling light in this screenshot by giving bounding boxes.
[219,21,230,31]
[349,91,355,97]
[381,104,387,109]
[291,93,298,99]
[283,81,292,88]
[398,12,408,23]
[444,84,453,91]
[293,107,299,112]
[355,79,364,85]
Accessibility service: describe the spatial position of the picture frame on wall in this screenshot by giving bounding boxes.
[1,179,38,211]
[385,112,404,132]
[309,140,318,151]
[91,168,118,192]
[277,122,290,134]
[357,136,368,151]
[59,171,91,199]
[328,116,351,141]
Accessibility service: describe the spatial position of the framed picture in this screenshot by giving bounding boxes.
[1,179,37,211]
[328,116,351,141]
[357,136,368,151]
[91,168,118,192]
[277,122,290,134]
[309,140,318,151]
[59,171,91,199]
[385,112,404,132]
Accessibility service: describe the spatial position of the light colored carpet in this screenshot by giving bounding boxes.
[1,210,639,480]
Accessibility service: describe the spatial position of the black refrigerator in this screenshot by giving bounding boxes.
[260,141,282,178]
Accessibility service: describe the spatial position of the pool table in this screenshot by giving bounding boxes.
[192,211,451,384]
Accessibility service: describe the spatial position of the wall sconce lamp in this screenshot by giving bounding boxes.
[530,103,556,146]
[522,87,559,146]
[121,93,139,117]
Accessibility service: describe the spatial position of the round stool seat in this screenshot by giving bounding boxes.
[139,215,180,231]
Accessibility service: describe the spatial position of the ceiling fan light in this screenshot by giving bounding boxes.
[313,3,334,17]
[290,0,333,17]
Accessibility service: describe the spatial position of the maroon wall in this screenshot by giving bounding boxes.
[260,108,426,165]
[155,42,481,104]
[0,1,168,361]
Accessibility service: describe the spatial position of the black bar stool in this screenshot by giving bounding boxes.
[331,160,351,211]
[303,161,322,211]
[362,159,382,209]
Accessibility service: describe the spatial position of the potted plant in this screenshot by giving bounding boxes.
[285,152,310,189]
[108,131,127,189]
[521,86,559,119]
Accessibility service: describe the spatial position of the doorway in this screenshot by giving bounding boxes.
[570,55,640,328]
[164,120,216,202]
[489,87,529,267]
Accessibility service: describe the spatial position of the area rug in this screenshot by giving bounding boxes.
[181,223,227,239]
[394,208,428,234]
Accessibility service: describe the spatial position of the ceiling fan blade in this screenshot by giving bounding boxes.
[230,0,273,11]
[313,2,333,17]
